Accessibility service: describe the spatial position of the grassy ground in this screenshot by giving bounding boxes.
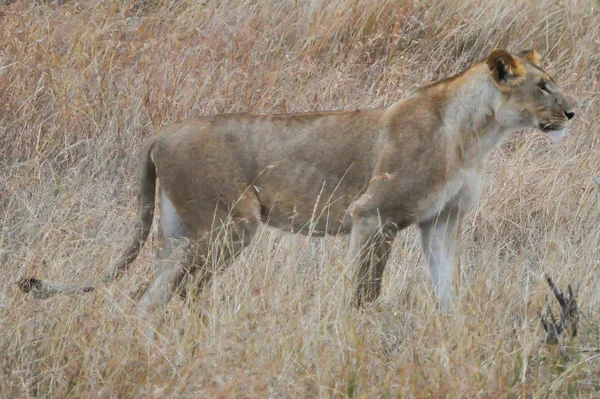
[1,0,599,397]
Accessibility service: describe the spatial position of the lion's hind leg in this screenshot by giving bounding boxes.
[136,189,190,312]
[137,188,261,312]
[185,190,261,299]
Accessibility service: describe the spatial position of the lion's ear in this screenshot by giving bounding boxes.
[486,49,525,85]
[517,49,540,65]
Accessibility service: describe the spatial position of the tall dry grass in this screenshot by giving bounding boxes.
[1,0,599,397]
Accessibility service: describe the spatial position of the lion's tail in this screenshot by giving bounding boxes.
[18,140,157,299]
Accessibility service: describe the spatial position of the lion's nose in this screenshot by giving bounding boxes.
[565,110,575,120]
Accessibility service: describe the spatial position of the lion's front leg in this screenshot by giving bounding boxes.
[348,213,397,308]
[418,207,463,311]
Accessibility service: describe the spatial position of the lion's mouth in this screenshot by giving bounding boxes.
[538,120,568,143]
[539,122,565,133]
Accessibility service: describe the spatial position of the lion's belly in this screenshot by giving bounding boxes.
[257,185,359,236]
[262,204,354,236]
[253,164,367,236]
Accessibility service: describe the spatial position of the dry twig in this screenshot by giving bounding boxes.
[540,276,579,345]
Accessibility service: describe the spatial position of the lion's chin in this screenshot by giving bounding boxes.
[545,128,567,144]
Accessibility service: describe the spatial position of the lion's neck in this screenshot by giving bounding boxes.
[443,64,509,165]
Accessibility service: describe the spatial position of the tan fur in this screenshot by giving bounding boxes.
[19,49,575,312]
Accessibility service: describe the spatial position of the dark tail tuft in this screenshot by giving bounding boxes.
[17,277,43,293]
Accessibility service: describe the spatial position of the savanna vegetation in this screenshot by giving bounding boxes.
[1,0,599,396]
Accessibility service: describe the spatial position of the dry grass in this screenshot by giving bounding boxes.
[1,0,599,397]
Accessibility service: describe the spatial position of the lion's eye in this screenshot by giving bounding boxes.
[538,81,550,93]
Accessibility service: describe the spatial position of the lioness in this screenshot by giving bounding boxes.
[19,49,574,311]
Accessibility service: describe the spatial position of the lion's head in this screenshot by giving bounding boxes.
[486,49,575,143]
